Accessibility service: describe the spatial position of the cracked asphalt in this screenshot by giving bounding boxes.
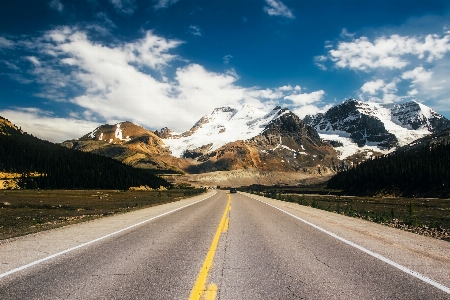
[1,190,449,299]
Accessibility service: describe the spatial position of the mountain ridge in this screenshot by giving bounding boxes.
[303,99,450,160]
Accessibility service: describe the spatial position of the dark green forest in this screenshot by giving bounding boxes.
[327,142,450,197]
[0,120,170,190]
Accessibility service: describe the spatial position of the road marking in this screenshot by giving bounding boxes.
[245,193,450,295]
[0,191,217,280]
[189,195,231,300]
[205,283,217,300]
[222,217,229,233]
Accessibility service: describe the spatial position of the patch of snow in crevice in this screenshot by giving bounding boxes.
[318,133,394,159]
[114,123,131,142]
[115,123,123,140]
[88,128,98,139]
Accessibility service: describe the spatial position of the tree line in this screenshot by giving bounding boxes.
[0,124,170,190]
[327,142,450,198]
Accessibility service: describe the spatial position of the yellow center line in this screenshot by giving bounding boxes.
[188,194,231,300]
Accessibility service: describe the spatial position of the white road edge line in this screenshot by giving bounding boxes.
[245,193,450,295]
[0,191,217,279]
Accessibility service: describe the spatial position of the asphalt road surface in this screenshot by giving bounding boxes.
[1,190,449,299]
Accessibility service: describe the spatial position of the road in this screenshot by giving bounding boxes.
[1,190,449,299]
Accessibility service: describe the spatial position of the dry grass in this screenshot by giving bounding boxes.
[0,189,205,240]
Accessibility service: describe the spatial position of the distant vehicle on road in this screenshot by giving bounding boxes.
[230,188,237,193]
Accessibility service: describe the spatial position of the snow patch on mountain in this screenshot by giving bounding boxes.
[163,105,286,158]
[114,123,131,143]
[320,134,393,159]
[364,102,430,146]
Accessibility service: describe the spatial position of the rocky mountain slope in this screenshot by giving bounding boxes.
[157,106,337,175]
[304,99,450,162]
[62,122,185,173]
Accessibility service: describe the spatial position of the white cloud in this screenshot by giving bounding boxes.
[0,108,101,143]
[359,78,401,104]
[401,66,433,83]
[284,90,325,106]
[223,55,232,64]
[246,88,283,100]
[314,55,327,70]
[340,28,354,38]
[25,56,41,67]
[95,12,116,29]
[189,25,202,36]
[408,89,419,96]
[282,90,330,118]
[361,79,385,95]
[153,0,179,10]
[4,27,329,142]
[263,0,295,19]
[319,28,450,113]
[277,85,293,91]
[109,0,136,15]
[0,37,14,48]
[327,33,450,71]
[174,64,247,116]
[49,0,64,12]
[2,60,20,70]
[292,104,333,119]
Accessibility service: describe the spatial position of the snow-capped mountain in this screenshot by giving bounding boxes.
[152,105,337,176]
[180,107,337,174]
[62,121,185,172]
[303,99,450,160]
[159,105,289,158]
[61,100,448,186]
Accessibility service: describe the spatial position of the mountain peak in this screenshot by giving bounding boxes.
[80,121,156,144]
[162,105,291,158]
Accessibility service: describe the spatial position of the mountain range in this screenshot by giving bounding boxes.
[60,99,450,186]
[304,99,450,162]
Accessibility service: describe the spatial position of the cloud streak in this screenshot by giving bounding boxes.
[263,0,295,19]
[189,25,202,36]
[109,0,136,15]
[49,0,64,12]
[153,0,179,10]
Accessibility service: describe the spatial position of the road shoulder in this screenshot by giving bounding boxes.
[241,192,450,288]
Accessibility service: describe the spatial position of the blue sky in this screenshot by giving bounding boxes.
[1,0,449,142]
